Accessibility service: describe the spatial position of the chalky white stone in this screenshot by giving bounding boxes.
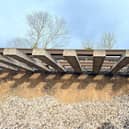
[0,95,128,129]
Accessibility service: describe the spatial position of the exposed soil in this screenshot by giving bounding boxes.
[0,71,129,103]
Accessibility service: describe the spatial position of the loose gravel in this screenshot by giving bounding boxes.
[0,95,129,129]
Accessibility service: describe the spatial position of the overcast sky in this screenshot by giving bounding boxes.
[0,0,129,48]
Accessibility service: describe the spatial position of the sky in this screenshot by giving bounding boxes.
[0,0,129,49]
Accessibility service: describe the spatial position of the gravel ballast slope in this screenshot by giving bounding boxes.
[0,95,129,129]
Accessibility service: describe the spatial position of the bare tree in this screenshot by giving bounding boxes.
[82,32,116,50]
[27,11,68,48]
[10,11,69,48]
[100,32,115,49]
[82,40,94,50]
[9,38,31,48]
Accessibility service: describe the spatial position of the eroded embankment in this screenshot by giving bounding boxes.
[0,71,129,103]
[0,72,129,129]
